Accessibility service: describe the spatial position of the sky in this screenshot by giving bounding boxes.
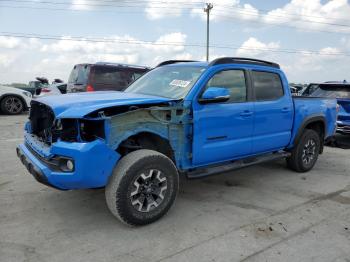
[0,0,350,84]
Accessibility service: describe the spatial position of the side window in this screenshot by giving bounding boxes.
[205,70,247,103]
[252,71,284,101]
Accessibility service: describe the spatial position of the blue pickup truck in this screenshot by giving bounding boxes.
[17,57,337,225]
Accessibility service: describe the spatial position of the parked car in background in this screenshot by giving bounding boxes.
[17,57,337,225]
[0,85,32,114]
[289,86,300,96]
[67,62,150,93]
[301,83,319,96]
[25,77,50,96]
[311,82,350,134]
[289,83,304,94]
[35,82,67,97]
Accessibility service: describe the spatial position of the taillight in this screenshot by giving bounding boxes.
[86,85,94,92]
[41,88,51,93]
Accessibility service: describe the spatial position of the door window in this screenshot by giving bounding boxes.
[252,71,284,101]
[205,70,247,103]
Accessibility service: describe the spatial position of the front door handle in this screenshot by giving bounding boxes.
[281,107,291,113]
[240,110,253,117]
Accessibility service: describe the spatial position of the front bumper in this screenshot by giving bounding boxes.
[336,120,350,134]
[17,138,120,190]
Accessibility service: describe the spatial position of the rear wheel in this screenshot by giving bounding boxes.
[105,149,179,226]
[1,96,24,115]
[287,129,321,172]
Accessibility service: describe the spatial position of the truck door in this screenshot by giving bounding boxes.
[250,70,294,153]
[192,69,254,166]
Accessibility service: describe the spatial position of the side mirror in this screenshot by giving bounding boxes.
[198,87,230,104]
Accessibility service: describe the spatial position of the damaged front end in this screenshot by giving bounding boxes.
[18,96,192,190]
[28,101,106,144]
[17,100,119,190]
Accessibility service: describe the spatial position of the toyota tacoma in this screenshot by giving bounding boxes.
[17,57,338,225]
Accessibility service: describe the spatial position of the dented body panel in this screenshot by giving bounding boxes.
[105,105,193,169]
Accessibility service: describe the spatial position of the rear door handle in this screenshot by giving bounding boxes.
[281,107,291,113]
[240,110,253,117]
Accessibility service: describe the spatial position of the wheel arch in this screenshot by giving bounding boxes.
[115,131,176,163]
[292,115,326,153]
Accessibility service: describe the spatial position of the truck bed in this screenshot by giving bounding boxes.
[289,96,337,147]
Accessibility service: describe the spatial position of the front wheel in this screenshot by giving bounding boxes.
[105,149,179,226]
[287,129,321,172]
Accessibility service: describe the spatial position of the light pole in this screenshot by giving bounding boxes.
[204,3,213,62]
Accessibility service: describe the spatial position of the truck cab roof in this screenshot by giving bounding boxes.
[158,57,280,69]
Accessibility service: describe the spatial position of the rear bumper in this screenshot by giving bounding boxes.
[336,120,350,134]
[17,139,120,190]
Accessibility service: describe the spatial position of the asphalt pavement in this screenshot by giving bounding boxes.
[1,114,349,262]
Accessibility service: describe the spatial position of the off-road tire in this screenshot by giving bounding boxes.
[105,149,179,226]
[287,129,321,173]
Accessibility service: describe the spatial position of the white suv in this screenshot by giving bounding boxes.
[0,85,32,115]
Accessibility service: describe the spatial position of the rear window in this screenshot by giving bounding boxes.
[68,64,90,84]
[90,66,147,91]
[311,84,350,98]
[252,71,284,101]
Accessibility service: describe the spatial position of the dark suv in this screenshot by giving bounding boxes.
[67,62,150,93]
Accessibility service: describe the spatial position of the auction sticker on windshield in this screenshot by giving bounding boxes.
[170,79,191,88]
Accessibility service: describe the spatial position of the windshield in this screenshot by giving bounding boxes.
[311,84,350,99]
[125,66,205,99]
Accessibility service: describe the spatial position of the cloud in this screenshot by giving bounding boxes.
[193,1,259,22]
[144,0,350,34]
[41,35,138,54]
[262,0,350,33]
[236,37,280,56]
[40,32,187,56]
[70,0,98,10]
[150,32,187,52]
[0,36,22,49]
[0,36,43,50]
[0,27,349,85]
[145,0,184,20]
[0,32,192,83]
[319,47,341,57]
[145,0,259,21]
[0,54,15,68]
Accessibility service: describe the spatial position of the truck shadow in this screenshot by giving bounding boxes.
[42,159,296,226]
[326,134,350,149]
[39,152,348,233]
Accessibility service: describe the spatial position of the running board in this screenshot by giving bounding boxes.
[186,151,291,179]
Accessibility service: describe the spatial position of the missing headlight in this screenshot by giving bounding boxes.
[80,120,105,142]
[52,119,78,142]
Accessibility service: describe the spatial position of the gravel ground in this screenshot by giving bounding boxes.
[0,114,349,262]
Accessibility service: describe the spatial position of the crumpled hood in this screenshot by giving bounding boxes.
[35,91,173,118]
